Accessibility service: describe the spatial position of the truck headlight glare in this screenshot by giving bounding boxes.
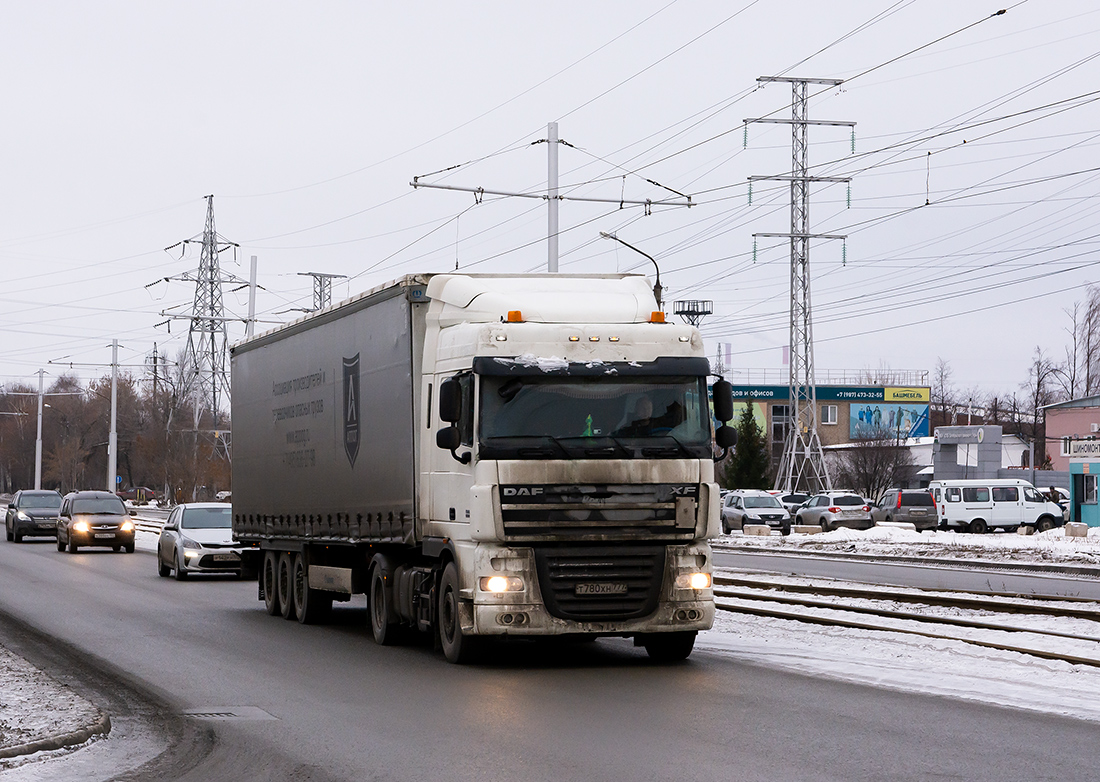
[675,572,711,590]
[479,575,524,593]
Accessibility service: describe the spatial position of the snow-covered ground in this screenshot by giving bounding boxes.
[718,524,1100,567]
[699,524,1100,723]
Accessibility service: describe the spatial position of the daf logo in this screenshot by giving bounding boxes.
[670,486,697,496]
[502,487,544,497]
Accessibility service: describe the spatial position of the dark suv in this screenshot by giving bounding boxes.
[871,488,937,531]
[56,491,135,553]
[5,490,63,542]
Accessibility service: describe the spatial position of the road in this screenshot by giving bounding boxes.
[714,548,1100,599]
[0,538,1096,781]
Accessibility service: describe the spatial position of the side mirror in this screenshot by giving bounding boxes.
[438,377,462,423]
[713,423,737,463]
[712,379,734,423]
[436,425,471,465]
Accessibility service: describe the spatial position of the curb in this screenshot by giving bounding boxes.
[0,711,111,760]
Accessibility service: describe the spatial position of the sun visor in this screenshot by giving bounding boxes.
[426,274,658,325]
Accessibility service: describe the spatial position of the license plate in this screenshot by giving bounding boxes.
[213,553,240,562]
[575,582,627,596]
[94,533,114,539]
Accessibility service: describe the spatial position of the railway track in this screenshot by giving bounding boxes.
[714,572,1100,669]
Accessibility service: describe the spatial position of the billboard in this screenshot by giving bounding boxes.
[850,403,929,439]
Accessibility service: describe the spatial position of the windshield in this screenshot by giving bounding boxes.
[181,507,232,529]
[72,497,126,515]
[20,493,62,510]
[744,496,782,509]
[479,376,712,459]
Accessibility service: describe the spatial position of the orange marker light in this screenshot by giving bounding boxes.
[506,310,524,322]
[650,311,666,323]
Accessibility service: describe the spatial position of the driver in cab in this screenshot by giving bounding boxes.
[615,397,655,437]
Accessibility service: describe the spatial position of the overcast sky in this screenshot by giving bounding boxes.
[1,1,1097,400]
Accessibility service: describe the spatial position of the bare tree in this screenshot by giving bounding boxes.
[832,437,917,500]
[931,358,960,430]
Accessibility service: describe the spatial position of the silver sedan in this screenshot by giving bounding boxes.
[157,503,251,579]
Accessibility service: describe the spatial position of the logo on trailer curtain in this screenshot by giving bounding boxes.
[342,354,361,467]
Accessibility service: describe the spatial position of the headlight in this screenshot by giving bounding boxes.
[675,572,712,590]
[479,575,524,593]
[180,536,201,549]
[120,520,134,532]
[16,511,31,522]
[73,520,90,533]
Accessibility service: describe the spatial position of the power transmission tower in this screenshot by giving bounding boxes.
[163,195,243,454]
[298,272,347,311]
[746,77,855,494]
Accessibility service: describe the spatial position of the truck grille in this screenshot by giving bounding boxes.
[500,484,697,541]
[533,545,665,622]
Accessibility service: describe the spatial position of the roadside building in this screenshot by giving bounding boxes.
[1043,395,1100,472]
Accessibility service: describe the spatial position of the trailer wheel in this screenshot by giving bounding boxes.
[369,563,399,645]
[293,552,332,625]
[278,553,297,620]
[263,551,280,615]
[439,562,479,664]
[641,631,697,662]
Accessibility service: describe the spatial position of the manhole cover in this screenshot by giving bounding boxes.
[181,706,277,721]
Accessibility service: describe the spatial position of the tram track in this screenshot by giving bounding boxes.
[714,572,1100,669]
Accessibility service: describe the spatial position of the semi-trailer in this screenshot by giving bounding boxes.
[230,273,736,662]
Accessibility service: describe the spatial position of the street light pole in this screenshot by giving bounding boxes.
[599,232,663,309]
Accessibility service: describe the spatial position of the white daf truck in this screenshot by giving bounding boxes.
[231,273,736,663]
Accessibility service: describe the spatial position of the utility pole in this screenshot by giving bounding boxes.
[108,339,118,493]
[298,271,347,311]
[246,255,258,339]
[746,76,855,495]
[34,370,44,490]
[411,122,693,273]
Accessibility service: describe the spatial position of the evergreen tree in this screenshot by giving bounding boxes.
[721,401,770,489]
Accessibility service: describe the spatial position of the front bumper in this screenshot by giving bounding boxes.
[180,548,249,573]
[71,529,134,547]
[14,518,57,537]
[458,541,715,638]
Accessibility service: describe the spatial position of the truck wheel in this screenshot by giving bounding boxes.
[263,551,280,616]
[439,562,479,664]
[293,552,332,625]
[278,553,297,620]
[967,519,988,535]
[369,563,400,645]
[642,631,697,662]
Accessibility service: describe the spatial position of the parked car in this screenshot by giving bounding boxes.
[157,502,251,579]
[794,492,875,531]
[769,491,811,514]
[870,488,938,531]
[56,491,135,553]
[929,479,1063,534]
[5,490,64,542]
[117,486,157,505]
[721,490,791,535]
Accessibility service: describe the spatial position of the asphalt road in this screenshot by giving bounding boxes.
[714,548,1100,599]
[0,538,1096,781]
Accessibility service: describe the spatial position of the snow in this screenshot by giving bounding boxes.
[493,354,569,372]
[699,525,1100,723]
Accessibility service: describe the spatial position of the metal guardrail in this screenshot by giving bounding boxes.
[130,510,168,535]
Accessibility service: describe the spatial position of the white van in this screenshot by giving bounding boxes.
[928,479,1064,534]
